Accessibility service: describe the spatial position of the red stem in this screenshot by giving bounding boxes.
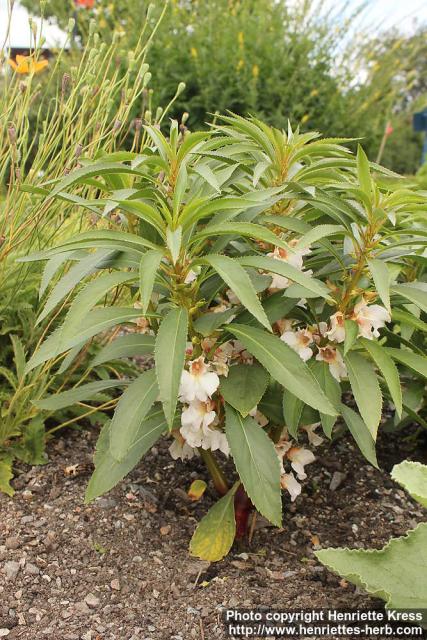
[234,484,253,540]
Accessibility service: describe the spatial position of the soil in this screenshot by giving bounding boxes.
[0,425,425,640]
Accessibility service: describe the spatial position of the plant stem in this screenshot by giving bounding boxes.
[199,449,229,496]
[234,484,253,540]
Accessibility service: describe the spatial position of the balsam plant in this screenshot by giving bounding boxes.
[23,114,427,560]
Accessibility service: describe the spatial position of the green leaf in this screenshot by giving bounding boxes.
[310,361,341,438]
[391,461,427,508]
[0,458,14,496]
[193,163,220,192]
[315,522,427,619]
[368,259,391,313]
[189,483,239,562]
[282,389,303,439]
[392,308,427,333]
[258,382,283,424]
[193,222,292,253]
[37,249,115,324]
[386,348,427,379]
[225,405,282,526]
[340,404,378,468]
[55,271,135,353]
[356,145,372,196]
[139,249,164,314]
[10,334,26,381]
[166,226,182,264]
[237,256,331,299]
[50,162,143,197]
[201,255,270,331]
[228,324,337,416]
[21,417,46,465]
[155,307,189,429]
[92,334,155,366]
[35,379,128,411]
[193,308,236,337]
[26,307,156,372]
[343,319,359,355]
[85,410,166,502]
[360,338,402,417]
[109,369,159,462]
[296,224,345,250]
[392,283,427,314]
[345,351,382,439]
[220,364,269,417]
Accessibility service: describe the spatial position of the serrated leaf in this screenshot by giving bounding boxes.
[368,258,391,313]
[392,308,427,333]
[155,307,188,428]
[340,404,378,468]
[92,334,155,366]
[296,224,344,250]
[225,405,282,526]
[202,256,270,330]
[193,163,220,192]
[343,319,359,355]
[391,461,427,508]
[392,283,427,314]
[345,351,382,439]
[193,308,236,336]
[35,379,128,411]
[37,249,114,324]
[55,271,135,353]
[85,410,166,502]
[315,523,427,620]
[109,369,159,462]
[139,249,164,313]
[189,483,239,562]
[282,389,303,439]
[356,145,372,196]
[360,338,402,417]
[237,256,331,299]
[228,324,337,416]
[10,334,26,381]
[0,458,14,496]
[386,347,427,379]
[166,226,182,264]
[310,361,341,438]
[220,364,269,416]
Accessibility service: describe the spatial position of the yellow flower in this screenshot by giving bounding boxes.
[8,55,48,75]
[190,47,198,59]
[238,31,244,47]
[301,114,310,124]
[310,88,318,97]
[236,58,244,71]
[252,64,259,78]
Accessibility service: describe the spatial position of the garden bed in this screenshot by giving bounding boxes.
[0,428,425,640]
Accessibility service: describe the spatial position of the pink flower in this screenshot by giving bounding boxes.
[316,346,347,381]
[326,312,346,343]
[287,446,315,480]
[281,328,313,361]
[352,299,391,340]
[179,356,220,403]
[280,472,301,502]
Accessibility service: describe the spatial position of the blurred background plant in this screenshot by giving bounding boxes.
[21,0,427,174]
[0,0,174,490]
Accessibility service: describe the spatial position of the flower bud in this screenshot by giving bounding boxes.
[8,125,16,145]
[67,18,75,32]
[142,72,152,88]
[74,143,83,159]
[176,82,186,96]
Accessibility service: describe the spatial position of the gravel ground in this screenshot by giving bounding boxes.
[0,426,425,640]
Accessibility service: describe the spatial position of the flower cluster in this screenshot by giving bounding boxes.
[275,424,322,501]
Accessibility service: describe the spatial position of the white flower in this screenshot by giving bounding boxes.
[179,356,220,403]
[266,241,311,290]
[316,346,347,381]
[352,299,391,340]
[169,438,197,460]
[184,269,198,284]
[302,423,323,447]
[281,328,313,362]
[249,406,269,427]
[287,446,315,480]
[280,472,301,502]
[275,437,293,474]
[180,400,217,447]
[212,342,234,377]
[326,312,346,343]
[202,428,230,456]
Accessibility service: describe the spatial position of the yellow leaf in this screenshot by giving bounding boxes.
[188,479,207,501]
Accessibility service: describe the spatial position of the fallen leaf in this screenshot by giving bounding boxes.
[188,479,207,501]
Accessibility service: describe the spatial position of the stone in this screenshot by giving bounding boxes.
[110,579,120,591]
[4,562,20,581]
[84,593,100,608]
[0,630,10,637]
[24,563,40,575]
[5,538,20,550]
